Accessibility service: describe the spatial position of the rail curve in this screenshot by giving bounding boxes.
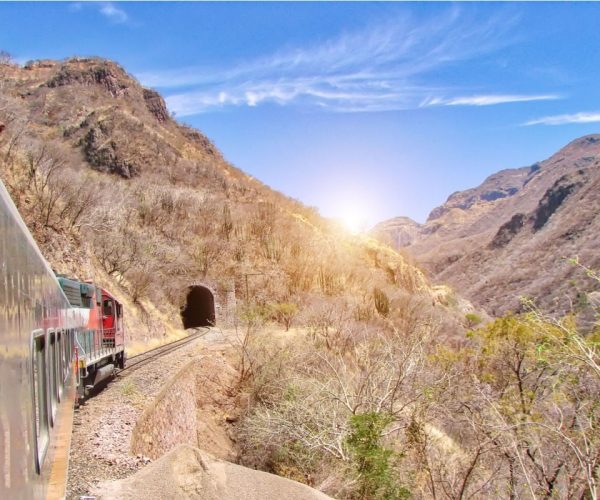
[118,327,209,376]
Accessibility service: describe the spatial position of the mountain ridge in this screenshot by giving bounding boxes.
[373,134,600,315]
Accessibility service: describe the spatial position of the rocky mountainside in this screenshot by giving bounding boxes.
[370,216,424,249]
[373,135,600,315]
[0,57,465,346]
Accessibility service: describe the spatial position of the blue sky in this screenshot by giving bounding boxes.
[2,2,600,226]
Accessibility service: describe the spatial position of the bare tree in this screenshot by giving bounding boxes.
[0,50,13,65]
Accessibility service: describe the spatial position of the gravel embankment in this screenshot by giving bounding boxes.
[66,330,228,499]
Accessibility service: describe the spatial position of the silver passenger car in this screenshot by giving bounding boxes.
[0,179,83,499]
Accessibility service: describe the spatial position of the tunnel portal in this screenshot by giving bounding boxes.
[181,285,216,328]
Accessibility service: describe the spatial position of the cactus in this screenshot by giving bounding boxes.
[221,204,234,241]
[373,287,390,317]
[260,235,283,262]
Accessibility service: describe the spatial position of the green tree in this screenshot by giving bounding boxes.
[460,313,599,498]
[271,302,299,331]
[464,312,482,328]
[346,412,410,500]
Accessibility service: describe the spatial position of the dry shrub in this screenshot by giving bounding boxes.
[237,304,440,498]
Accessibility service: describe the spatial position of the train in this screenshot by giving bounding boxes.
[0,178,125,499]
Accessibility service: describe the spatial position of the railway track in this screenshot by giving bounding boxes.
[117,327,209,376]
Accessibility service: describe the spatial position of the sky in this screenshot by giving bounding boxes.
[2,2,600,228]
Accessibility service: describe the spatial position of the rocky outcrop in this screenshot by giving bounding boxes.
[489,169,588,249]
[143,89,170,122]
[427,165,534,221]
[181,125,221,159]
[81,114,143,178]
[532,170,587,231]
[3,56,224,182]
[489,213,526,249]
[24,59,58,70]
[45,58,132,97]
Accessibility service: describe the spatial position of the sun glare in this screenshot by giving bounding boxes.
[337,206,368,234]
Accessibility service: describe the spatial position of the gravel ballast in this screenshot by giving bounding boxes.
[66,334,210,499]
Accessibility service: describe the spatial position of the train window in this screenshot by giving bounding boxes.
[31,330,49,473]
[68,329,74,365]
[56,331,63,402]
[48,331,58,426]
[103,299,113,317]
[62,330,70,383]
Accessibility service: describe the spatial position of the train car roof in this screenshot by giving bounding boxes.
[83,279,119,303]
[100,287,120,304]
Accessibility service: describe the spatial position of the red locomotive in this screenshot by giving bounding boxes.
[57,276,126,399]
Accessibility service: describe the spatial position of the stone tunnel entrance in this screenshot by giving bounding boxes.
[181,285,216,328]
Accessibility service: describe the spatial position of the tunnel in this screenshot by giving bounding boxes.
[181,285,216,328]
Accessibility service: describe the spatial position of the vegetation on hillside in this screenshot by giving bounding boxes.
[236,268,599,498]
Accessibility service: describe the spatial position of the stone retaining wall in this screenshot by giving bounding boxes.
[130,352,238,461]
[130,360,198,459]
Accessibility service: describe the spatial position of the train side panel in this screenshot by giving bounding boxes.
[0,181,78,499]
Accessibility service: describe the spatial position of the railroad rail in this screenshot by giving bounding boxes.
[117,327,209,376]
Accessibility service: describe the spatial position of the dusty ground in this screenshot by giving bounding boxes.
[66,328,240,499]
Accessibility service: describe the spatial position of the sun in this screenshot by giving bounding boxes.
[337,206,368,234]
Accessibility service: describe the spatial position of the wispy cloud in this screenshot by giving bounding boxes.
[70,2,129,24]
[524,112,600,126]
[136,8,540,116]
[98,2,128,24]
[422,94,560,107]
[68,1,130,24]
